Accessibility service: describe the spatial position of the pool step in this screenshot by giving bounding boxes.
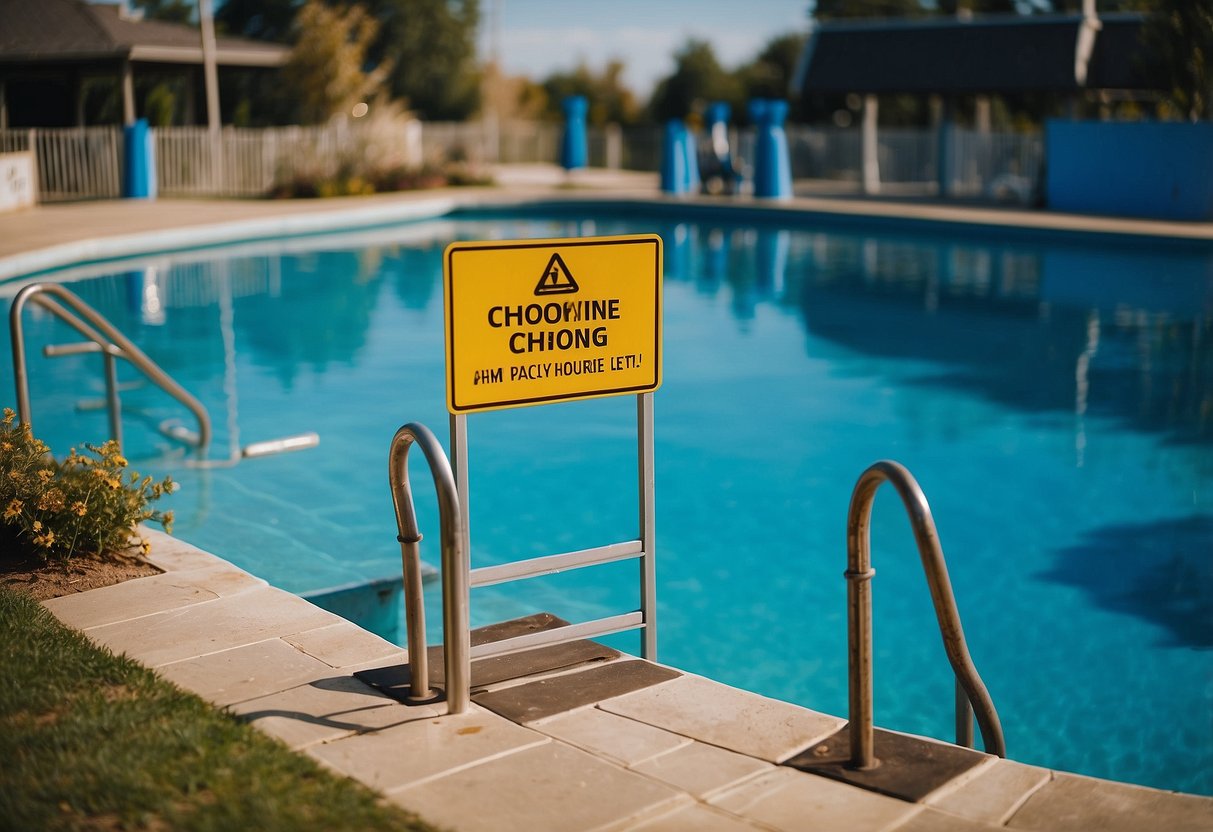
[356,612,643,701]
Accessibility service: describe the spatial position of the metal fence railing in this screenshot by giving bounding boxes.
[1,121,1044,205]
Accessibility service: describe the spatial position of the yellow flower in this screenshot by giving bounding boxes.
[36,469,54,484]
[113,455,128,468]
[70,501,87,517]
[33,529,55,548]
[31,520,42,532]
[107,477,121,489]
[37,488,65,512]
[139,539,151,556]
[3,499,21,520]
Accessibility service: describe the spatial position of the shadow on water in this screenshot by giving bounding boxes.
[1038,515,1213,650]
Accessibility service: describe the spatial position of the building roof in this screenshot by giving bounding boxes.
[0,0,288,67]
[795,13,1162,96]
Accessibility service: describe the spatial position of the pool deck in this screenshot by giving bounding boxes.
[8,170,1213,830]
[42,530,1213,832]
[1,164,1211,284]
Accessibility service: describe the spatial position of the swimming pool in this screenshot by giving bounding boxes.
[5,205,1211,796]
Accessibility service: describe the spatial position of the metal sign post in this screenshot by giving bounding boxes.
[405,233,664,711]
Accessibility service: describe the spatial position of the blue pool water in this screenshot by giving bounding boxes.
[4,207,1211,796]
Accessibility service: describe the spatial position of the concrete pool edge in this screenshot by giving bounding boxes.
[38,528,1213,832]
[2,180,1211,284]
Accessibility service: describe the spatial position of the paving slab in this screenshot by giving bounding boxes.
[141,528,238,572]
[535,706,691,767]
[601,674,844,763]
[630,742,771,800]
[284,620,404,668]
[156,637,340,707]
[710,767,921,832]
[82,585,342,667]
[925,758,1051,825]
[624,802,771,832]
[630,741,773,800]
[1006,771,1213,832]
[307,706,549,792]
[388,740,686,832]
[887,807,1004,831]
[230,675,436,750]
[43,564,264,630]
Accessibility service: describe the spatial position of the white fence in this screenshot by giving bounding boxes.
[0,126,122,203]
[0,121,1043,204]
[156,120,424,197]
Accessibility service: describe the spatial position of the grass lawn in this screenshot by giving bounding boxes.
[0,586,444,832]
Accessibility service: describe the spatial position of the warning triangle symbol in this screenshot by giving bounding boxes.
[534,253,579,295]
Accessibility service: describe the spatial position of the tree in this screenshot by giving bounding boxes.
[737,34,806,102]
[131,0,193,24]
[810,0,926,20]
[361,0,481,121]
[215,0,300,42]
[1140,0,1213,120]
[648,39,743,123]
[281,0,388,123]
[541,61,640,126]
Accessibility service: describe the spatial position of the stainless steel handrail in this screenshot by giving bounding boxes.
[845,460,1006,769]
[9,283,212,451]
[388,422,469,714]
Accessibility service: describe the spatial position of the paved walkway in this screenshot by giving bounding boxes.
[2,164,1210,282]
[42,531,1212,832]
[11,172,1213,829]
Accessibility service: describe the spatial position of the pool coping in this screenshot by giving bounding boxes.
[2,176,1211,285]
[39,528,1213,832]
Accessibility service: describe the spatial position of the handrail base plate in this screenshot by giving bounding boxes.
[784,726,988,803]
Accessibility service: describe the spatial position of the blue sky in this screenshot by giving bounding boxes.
[483,0,812,96]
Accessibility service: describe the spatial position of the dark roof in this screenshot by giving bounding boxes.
[0,0,288,66]
[796,13,1162,95]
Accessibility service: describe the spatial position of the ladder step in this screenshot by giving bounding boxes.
[355,612,621,699]
[473,659,681,724]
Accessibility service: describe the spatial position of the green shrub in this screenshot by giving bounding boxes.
[1,409,174,563]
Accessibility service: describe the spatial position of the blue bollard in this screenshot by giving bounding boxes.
[747,99,768,197]
[560,96,588,171]
[703,101,737,194]
[752,98,792,199]
[682,123,700,194]
[661,119,689,194]
[122,118,157,199]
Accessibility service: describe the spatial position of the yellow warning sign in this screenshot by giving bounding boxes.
[444,234,662,414]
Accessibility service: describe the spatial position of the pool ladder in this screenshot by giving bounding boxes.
[388,398,657,715]
[9,282,317,463]
[846,460,1006,766]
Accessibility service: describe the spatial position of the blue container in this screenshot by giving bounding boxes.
[752,98,791,199]
[122,118,157,200]
[560,96,588,171]
[661,120,689,194]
